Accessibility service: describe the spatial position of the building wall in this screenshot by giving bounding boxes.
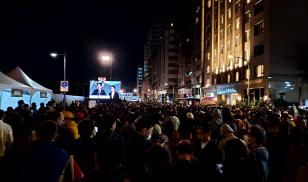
[203,0,308,104]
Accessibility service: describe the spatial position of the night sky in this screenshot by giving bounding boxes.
[0,0,176,94]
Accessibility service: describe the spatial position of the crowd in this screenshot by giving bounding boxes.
[0,99,307,182]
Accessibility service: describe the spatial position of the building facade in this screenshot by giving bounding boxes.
[136,66,143,96]
[202,0,308,105]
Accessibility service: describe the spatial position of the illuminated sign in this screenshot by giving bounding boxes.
[11,89,23,97]
[60,81,69,92]
[217,87,237,95]
[40,92,47,98]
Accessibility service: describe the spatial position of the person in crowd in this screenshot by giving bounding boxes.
[72,119,96,177]
[125,115,154,182]
[195,122,223,182]
[247,125,269,182]
[24,120,68,182]
[0,110,13,159]
[172,140,200,182]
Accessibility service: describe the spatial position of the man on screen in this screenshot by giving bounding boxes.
[91,82,106,95]
[109,86,119,100]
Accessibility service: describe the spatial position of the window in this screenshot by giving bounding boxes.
[254,0,264,16]
[221,15,224,25]
[227,24,232,35]
[168,63,178,68]
[206,79,211,86]
[227,41,231,50]
[244,30,250,42]
[245,69,250,79]
[254,43,264,57]
[244,50,250,61]
[254,20,264,36]
[168,70,178,74]
[169,56,178,60]
[207,66,211,73]
[247,0,251,4]
[220,45,224,54]
[206,25,211,34]
[255,64,264,77]
[227,74,231,83]
[228,0,232,3]
[206,39,210,48]
[208,0,211,8]
[235,1,241,13]
[228,8,232,19]
[206,13,211,23]
[168,78,178,82]
[236,18,240,29]
[236,72,239,81]
[220,30,224,40]
[207,53,211,60]
[235,36,240,47]
[245,11,251,23]
[215,20,218,30]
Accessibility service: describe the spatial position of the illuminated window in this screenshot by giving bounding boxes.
[207,53,211,60]
[227,41,231,50]
[206,79,211,86]
[227,24,232,35]
[245,69,250,79]
[208,0,211,8]
[235,36,240,47]
[254,20,264,36]
[229,0,232,3]
[220,45,224,54]
[227,74,231,83]
[235,1,241,12]
[245,11,251,23]
[220,30,224,40]
[228,8,232,19]
[236,72,239,81]
[247,0,251,4]
[244,50,250,60]
[207,66,211,73]
[255,64,264,77]
[236,18,240,29]
[221,15,224,25]
[244,30,250,42]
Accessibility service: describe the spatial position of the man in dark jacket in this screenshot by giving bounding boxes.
[25,120,68,182]
[195,122,223,182]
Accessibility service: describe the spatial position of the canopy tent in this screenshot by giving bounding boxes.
[7,66,52,94]
[0,71,32,110]
[0,70,31,91]
[3,67,53,109]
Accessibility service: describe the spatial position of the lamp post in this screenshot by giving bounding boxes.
[50,52,67,109]
[229,55,250,106]
[99,53,113,81]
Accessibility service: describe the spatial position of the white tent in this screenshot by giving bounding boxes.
[5,67,53,108]
[7,67,52,94]
[0,71,32,110]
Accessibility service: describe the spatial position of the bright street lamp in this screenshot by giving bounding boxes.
[50,52,67,108]
[229,55,251,106]
[98,52,113,80]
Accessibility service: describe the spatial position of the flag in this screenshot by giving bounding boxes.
[59,155,84,182]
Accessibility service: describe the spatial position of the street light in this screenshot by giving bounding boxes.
[50,52,67,109]
[229,55,250,106]
[98,52,113,80]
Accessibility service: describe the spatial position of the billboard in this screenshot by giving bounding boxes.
[89,80,121,99]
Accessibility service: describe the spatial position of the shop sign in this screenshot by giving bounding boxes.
[217,87,237,95]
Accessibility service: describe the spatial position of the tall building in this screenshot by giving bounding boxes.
[153,23,179,103]
[202,0,308,105]
[136,66,143,95]
[142,23,167,100]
